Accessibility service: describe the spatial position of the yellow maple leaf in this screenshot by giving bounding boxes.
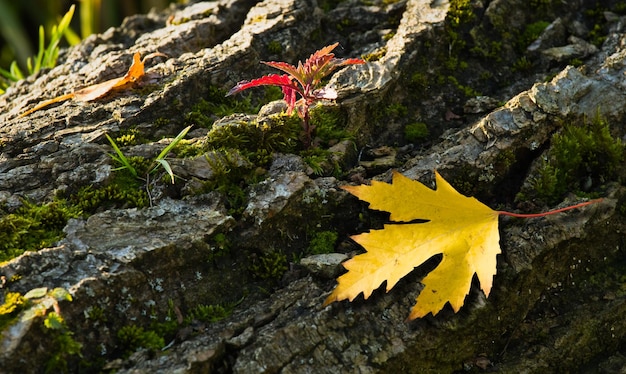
[325,170,600,320]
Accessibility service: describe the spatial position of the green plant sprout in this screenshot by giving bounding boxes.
[0,286,81,371]
[0,5,76,94]
[105,133,138,177]
[106,125,192,184]
[154,126,192,183]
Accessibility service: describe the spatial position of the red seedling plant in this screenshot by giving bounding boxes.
[227,42,365,148]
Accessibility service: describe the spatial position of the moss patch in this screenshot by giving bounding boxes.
[523,115,623,205]
[70,174,149,214]
[517,21,550,51]
[306,231,338,255]
[309,105,351,147]
[404,122,429,143]
[0,292,27,331]
[0,162,155,263]
[250,250,288,281]
[116,324,165,357]
[185,86,282,129]
[115,299,237,360]
[0,200,82,262]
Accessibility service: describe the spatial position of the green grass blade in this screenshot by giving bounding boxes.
[26,57,33,76]
[155,159,176,184]
[58,5,75,32]
[63,26,81,46]
[80,0,96,39]
[105,133,137,177]
[9,61,23,80]
[29,26,45,75]
[43,5,75,69]
[0,0,34,67]
[0,64,20,81]
[155,126,191,161]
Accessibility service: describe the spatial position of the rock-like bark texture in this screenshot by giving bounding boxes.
[2,0,626,372]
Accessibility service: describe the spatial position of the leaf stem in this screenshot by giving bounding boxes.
[498,198,603,218]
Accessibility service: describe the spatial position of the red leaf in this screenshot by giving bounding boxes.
[337,58,366,66]
[305,42,340,66]
[227,43,365,121]
[227,74,299,96]
[282,85,298,115]
[262,61,304,87]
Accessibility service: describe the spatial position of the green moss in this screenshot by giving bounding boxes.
[184,85,270,129]
[207,232,231,262]
[336,18,355,32]
[616,1,626,13]
[185,86,252,128]
[114,298,238,363]
[469,38,504,63]
[135,82,163,97]
[318,0,345,12]
[513,56,533,72]
[116,324,165,357]
[206,113,302,164]
[0,292,27,331]
[404,122,429,143]
[444,55,468,71]
[194,150,256,216]
[582,2,626,47]
[517,21,550,51]
[569,58,584,67]
[588,23,607,47]
[0,288,81,372]
[450,166,481,198]
[186,303,231,324]
[309,105,351,147]
[448,0,475,28]
[302,148,334,176]
[362,47,387,62]
[201,104,345,212]
[169,139,205,158]
[115,128,141,146]
[250,250,288,281]
[204,104,347,178]
[384,102,408,119]
[307,231,338,255]
[70,172,149,214]
[525,115,623,205]
[494,149,517,173]
[409,71,429,90]
[267,40,283,54]
[84,306,107,324]
[154,117,170,128]
[0,200,82,262]
[263,86,284,102]
[447,75,481,97]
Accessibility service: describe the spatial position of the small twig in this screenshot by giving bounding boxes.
[498,199,603,218]
[145,173,153,208]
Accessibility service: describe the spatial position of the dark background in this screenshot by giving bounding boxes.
[0,0,180,71]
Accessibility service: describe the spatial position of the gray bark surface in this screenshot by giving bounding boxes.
[1,0,626,372]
